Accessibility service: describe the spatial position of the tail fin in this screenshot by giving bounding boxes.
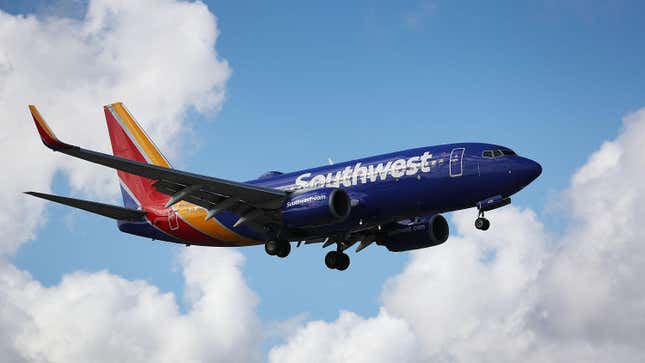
[104,102,171,209]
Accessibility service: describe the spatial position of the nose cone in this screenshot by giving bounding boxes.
[516,158,542,185]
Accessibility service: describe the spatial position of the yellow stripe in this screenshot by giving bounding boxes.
[175,201,261,246]
[111,102,171,168]
[29,105,56,138]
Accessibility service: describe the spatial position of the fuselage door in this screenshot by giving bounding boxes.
[449,147,465,177]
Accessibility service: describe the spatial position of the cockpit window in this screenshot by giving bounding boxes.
[482,148,517,159]
[483,148,516,158]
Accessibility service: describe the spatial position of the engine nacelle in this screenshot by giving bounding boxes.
[382,214,449,252]
[282,188,351,227]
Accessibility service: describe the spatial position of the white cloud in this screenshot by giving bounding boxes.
[536,108,645,348]
[0,0,230,255]
[270,108,645,362]
[0,2,263,362]
[0,248,260,363]
[269,309,418,363]
[379,207,548,362]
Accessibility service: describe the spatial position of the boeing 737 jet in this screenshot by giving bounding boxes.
[26,103,541,271]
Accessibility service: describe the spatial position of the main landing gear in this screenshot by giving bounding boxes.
[264,238,351,271]
[265,240,291,258]
[475,210,490,231]
[325,250,350,271]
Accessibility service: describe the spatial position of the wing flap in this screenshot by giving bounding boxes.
[26,191,147,221]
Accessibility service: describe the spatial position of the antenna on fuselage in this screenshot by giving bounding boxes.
[327,158,334,165]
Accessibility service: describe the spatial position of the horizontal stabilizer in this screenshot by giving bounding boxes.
[25,191,147,221]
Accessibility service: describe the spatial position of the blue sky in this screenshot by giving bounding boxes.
[6,0,645,334]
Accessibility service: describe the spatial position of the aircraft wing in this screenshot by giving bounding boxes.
[29,106,288,220]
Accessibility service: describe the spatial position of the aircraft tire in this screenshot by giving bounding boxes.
[325,251,340,269]
[336,253,350,271]
[265,240,280,256]
[276,241,291,258]
[475,217,490,231]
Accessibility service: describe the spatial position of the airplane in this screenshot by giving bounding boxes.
[26,103,542,271]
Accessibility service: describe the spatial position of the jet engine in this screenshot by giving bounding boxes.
[282,188,351,227]
[382,214,449,252]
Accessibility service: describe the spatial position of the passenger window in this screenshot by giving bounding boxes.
[482,150,493,158]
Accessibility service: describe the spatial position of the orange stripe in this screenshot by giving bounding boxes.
[111,102,171,168]
[174,201,261,246]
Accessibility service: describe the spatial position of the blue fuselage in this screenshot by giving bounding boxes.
[238,142,541,241]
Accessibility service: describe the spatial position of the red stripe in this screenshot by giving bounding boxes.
[104,107,233,246]
[105,108,170,207]
[32,114,73,150]
[145,208,231,246]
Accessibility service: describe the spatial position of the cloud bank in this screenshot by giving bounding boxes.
[0,0,230,255]
[1,249,260,363]
[0,1,262,362]
[270,109,645,363]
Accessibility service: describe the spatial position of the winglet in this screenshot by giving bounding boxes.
[28,105,76,151]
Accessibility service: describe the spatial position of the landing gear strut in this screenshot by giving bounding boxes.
[325,250,350,271]
[475,210,490,231]
[265,240,291,258]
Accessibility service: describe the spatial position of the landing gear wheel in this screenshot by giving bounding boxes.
[276,241,291,258]
[336,253,350,271]
[325,251,350,270]
[265,240,280,256]
[475,217,490,231]
[325,251,340,269]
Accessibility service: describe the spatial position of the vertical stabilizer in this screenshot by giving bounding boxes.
[104,102,171,209]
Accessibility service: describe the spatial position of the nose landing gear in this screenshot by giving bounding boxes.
[475,210,490,231]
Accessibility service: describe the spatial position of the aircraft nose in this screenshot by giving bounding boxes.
[515,158,542,185]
